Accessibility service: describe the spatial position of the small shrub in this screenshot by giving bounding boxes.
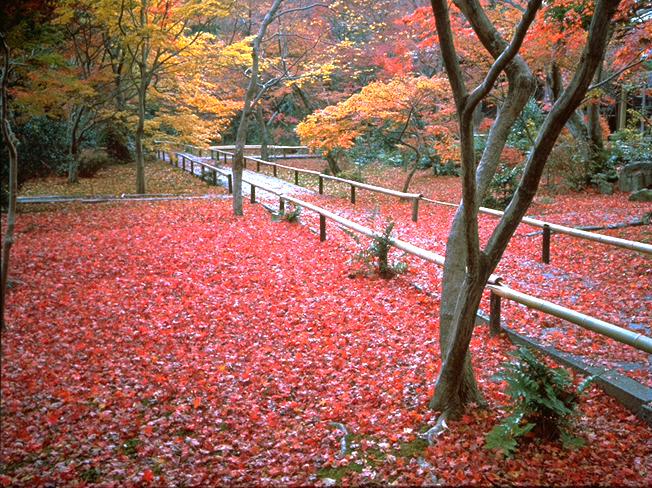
[353,221,407,279]
[273,204,301,223]
[485,347,592,458]
[608,129,652,165]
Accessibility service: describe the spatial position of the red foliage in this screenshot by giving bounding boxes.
[2,198,651,485]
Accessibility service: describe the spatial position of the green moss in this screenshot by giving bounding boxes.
[120,438,140,458]
[317,462,364,483]
[396,437,428,459]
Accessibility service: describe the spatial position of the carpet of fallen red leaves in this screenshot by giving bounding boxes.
[263,162,651,386]
[2,197,651,486]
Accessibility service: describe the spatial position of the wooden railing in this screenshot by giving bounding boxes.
[421,197,652,261]
[156,147,652,355]
[212,149,423,222]
[158,142,651,258]
[156,148,233,193]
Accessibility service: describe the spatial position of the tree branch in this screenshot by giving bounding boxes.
[465,0,541,119]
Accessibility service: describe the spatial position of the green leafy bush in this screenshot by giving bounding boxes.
[608,129,652,166]
[482,163,523,210]
[353,221,407,279]
[485,347,592,457]
[273,204,301,223]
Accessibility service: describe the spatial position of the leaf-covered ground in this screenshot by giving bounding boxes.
[243,160,652,386]
[19,160,224,198]
[2,198,651,486]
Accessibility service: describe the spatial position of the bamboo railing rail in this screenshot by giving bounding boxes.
[211,149,423,222]
[421,197,652,258]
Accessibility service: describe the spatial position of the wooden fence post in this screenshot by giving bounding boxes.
[542,224,551,264]
[279,197,285,214]
[320,214,326,241]
[350,185,356,204]
[489,292,502,336]
[412,198,419,223]
[182,156,186,171]
[273,164,277,177]
[256,160,260,172]
[227,174,233,194]
[212,170,217,186]
[319,176,324,195]
[190,158,194,174]
[250,185,256,203]
[294,170,299,185]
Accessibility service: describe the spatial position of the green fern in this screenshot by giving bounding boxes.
[486,347,592,457]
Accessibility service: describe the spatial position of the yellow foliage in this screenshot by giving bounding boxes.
[296,75,459,161]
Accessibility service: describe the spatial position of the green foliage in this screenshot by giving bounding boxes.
[345,130,404,168]
[482,164,523,210]
[273,204,302,223]
[102,124,132,163]
[608,129,652,166]
[508,98,544,152]
[486,347,592,457]
[80,467,101,483]
[1,116,72,183]
[121,438,140,458]
[353,221,407,279]
[338,164,366,183]
[78,149,112,178]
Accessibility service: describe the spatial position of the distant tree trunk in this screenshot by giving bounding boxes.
[1,34,18,330]
[67,107,84,183]
[256,104,271,161]
[617,85,627,131]
[232,0,283,215]
[588,63,604,152]
[401,146,420,193]
[428,0,618,418]
[292,84,314,116]
[325,150,342,175]
[135,83,146,194]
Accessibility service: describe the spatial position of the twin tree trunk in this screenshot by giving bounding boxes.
[1,34,17,330]
[429,0,620,418]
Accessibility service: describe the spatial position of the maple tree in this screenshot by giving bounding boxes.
[96,0,230,194]
[296,75,458,190]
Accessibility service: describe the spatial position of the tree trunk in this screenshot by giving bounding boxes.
[429,0,620,419]
[256,104,271,161]
[67,108,83,184]
[431,0,537,414]
[617,85,627,131]
[135,85,146,194]
[325,150,342,175]
[401,148,420,193]
[231,0,283,216]
[1,34,18,330]
[232,110,249,216]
